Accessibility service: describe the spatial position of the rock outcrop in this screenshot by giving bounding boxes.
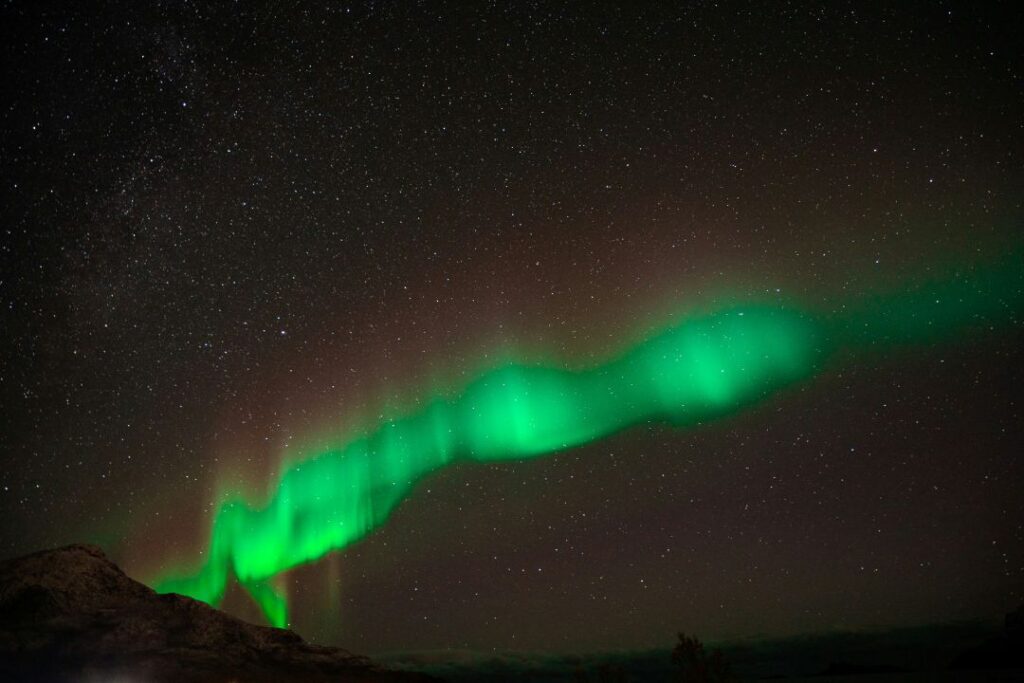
[0,544,435,682]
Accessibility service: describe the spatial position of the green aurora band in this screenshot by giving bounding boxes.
[154,251,1023,627]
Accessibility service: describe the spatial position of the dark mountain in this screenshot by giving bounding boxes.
[950,604,1024,671]
[0,544,436,682]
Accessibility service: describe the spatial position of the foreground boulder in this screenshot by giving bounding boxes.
[0,544,435,682]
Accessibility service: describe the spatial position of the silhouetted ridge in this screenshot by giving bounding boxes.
[950,604,1024,671]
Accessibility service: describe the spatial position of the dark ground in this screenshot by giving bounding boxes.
[380,609,1024,682]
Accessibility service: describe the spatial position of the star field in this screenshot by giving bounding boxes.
[1,1,1022,655]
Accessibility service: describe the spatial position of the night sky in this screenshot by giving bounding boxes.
[2,1,1023,657]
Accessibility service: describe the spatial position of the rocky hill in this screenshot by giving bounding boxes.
[0,543,435,682]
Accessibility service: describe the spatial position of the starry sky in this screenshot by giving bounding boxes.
[1,1,1022,656]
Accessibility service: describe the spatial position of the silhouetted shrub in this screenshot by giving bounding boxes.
[671,632,734,682]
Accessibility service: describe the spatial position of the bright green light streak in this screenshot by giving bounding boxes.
[154,251,1022,627]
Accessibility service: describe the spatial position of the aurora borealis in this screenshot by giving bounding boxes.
[2,1,1023,660]
[156,305,822,626]
[156,251,1022,627]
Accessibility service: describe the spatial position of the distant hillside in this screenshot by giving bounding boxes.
[380,615,1024,682]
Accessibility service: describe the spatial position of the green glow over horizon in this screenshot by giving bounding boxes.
[154,250,1023,627]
